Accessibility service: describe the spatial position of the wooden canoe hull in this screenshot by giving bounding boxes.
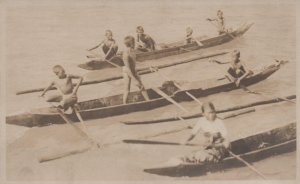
[122,95,296,125]
[6,62,282,127]
[78,23,254,70]
[144,122,296,177]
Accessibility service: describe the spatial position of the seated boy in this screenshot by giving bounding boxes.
[136,26,156,52]
[210,50,253,86]
[185,27,203,46]
[40,65,83,112]
[87,30,118,61]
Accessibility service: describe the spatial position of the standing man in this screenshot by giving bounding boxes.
[122,36,150,104]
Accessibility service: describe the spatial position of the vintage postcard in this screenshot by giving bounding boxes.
[0,0,298,183]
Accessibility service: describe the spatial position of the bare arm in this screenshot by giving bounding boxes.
[87,41,104,51]
[68,74,83,95]
[207,18,217,21]
[40,81,55,97]
[181,121,202,145]
[209,59,229,64]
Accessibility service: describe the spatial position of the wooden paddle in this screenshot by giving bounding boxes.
[228,151,267,179]
[150,67,202,106]
[38,101,101,163]
[152,87,189,114]
[207,20,235,39]
[123,139,198,146]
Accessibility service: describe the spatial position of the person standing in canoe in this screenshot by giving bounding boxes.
[207,10,226,35]
[87,29,118,61]
[122,35,150,104]
[210,50,253,86]
[178,102,230,164]
[40,65,83,112]
[136,26,156,52]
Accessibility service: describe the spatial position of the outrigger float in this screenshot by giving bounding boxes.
[7,60,286,127]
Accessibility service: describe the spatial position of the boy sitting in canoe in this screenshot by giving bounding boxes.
[211,50,253,86]
[185,27,203,46]
[207,10,226,35]
[87,30,118,61]
[40,65,83,112]
[178,102,230,164]
[136,26,156,52]
[123,35,150,104]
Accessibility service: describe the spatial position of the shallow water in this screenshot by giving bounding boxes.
[5,1,296,181]
[5,2,296,114]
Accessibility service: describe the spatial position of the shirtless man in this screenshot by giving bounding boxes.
[87,30,118,60]
[40,65,83,111]
[122,36,150,104]
[136,26,156,52]
[207,10,226,35]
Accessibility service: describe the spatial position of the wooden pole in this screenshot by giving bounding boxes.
[152,68,203,106]
[38,103,101,163]
[229,151,267,180]
[16,51,229,95]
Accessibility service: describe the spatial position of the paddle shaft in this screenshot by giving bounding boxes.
[229,151,267,180]
[97,53,191,115]
[207,20,235,39]
[138,107,255,139]
[152,87,189,113]
[152,69,202,106]
[38,103,101,163]
[55,107,99,146]
[16,51,229,95]
[43,100,100,147]
[123,95,295,125]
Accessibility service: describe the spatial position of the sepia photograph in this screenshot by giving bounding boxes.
[1,0,298,183]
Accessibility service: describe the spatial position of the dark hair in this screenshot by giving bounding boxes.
[105,29,113,36]
[124,36,135,47]
[136,26,144,33]
[52,65,64,72]
[201,102,216,113]
[232,49,240,58]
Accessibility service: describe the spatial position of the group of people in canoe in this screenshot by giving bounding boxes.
[39,10,250,165]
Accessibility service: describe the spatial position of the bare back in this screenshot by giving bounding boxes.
[123,48,137,74]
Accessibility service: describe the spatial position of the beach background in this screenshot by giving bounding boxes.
[4,0,297,181]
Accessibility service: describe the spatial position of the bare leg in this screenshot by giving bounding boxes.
[46,94,62,103]
[136,80,149,101]
[123,72,131,104]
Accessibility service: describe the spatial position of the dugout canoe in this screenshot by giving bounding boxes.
[7,61,284,127]
[144,122,296,177]
[122,94,296,125]
[78,23,254,70]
